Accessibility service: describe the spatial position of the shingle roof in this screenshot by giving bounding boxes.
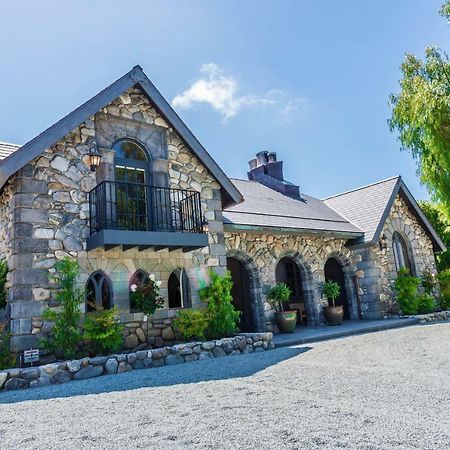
[323,176,446,252]
[0,142,20,160]
[223,179,363,237]
[323,176,399,244]
[0,66,242,208]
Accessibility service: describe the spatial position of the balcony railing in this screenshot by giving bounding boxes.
[88,181,204,235]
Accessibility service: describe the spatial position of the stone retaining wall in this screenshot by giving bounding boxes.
[412,311,450,324]
[0,332,273,392]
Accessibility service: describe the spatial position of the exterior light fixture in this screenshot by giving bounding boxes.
[87,145,102,172]
[202,220,209,233]
[379,234,388,251]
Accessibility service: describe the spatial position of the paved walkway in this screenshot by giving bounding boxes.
[273,317,418,347]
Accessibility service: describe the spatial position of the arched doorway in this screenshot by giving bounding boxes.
[324,258,350,319]
[276,257,307,324]
[227,257,254,332]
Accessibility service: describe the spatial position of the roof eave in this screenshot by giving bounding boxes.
[223,222,364,239]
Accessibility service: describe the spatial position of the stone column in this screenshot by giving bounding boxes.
[9,165,50,352]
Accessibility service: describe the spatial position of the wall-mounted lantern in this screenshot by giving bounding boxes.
[202,220,209,233]
[379,234,388,251]
[87,145,102,172]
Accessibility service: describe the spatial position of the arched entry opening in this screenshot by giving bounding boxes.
[324,258,350,319]
[275,257,308,325]
[227,257,254,332]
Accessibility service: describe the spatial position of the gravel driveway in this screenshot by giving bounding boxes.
[1,323,450,449]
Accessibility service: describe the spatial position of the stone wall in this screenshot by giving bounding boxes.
[371,194,437,314]
[0,332,274,392]
[224,230,362,329]
[5,86,226,352]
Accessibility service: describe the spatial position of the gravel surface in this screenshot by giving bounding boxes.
[1,323,450,449]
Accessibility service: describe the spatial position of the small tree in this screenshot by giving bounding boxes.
[173,309,209,341]
[83,306,124,355]
[41,257,83,359]
[199,270,240,339]
[130,274,164,316]
[267,283,291,312]
[0,321,15,370]
[322,281,341,307]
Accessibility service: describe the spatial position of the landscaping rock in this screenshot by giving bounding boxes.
[105,358,118,375]
[90,356,108,366]
[0,372,8,389]
[73,365,103,380]
[51,371,72,384]
[124,334,139,349]
[5,378,29,390]
[213,347,227,357]
[117,362,132,373]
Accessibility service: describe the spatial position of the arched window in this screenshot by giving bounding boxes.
[129,269,150,290]
[86,271,113,312]
[392,232,413,274]
[168,269,191,309]
[112,139,150,231]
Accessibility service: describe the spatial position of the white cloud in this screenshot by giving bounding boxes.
[172,63,308,122]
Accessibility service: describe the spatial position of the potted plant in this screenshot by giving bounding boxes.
[267,283,297,333]
[322,281,343,325]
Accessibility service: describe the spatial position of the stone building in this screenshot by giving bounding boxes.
[0,66,445,353]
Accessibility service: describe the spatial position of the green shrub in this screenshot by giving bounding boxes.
[199,270,240,339]
[83,306,124,355]
[416,293,436,314]
[394,268,420,315]
[267,283,291,312]
[173,309,209,340]
[421,269,437,295]
[130,275,165,316]
[0,260,7,310]
[0,322,15,370]
[40,257,83,359]
[322,281,341,307]
[438,270,450,310]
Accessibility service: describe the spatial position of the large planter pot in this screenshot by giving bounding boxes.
[275,311,297,333]
[324,305,344,326]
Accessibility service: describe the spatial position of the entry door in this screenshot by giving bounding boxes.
[227,258,253,332]
[324,258,349,319]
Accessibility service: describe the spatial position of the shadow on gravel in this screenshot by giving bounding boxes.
[0,345,312,405]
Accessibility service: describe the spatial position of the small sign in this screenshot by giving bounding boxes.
[24,349,39,364]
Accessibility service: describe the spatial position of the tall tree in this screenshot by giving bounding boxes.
[419,201,450,271]
[389,2,450,218]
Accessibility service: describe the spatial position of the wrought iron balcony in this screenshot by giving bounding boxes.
[87,181,208,252]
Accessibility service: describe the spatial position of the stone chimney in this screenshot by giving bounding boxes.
[247,151,301,199]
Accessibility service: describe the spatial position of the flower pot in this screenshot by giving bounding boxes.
[275,311,297,333]
[324,305,344,326]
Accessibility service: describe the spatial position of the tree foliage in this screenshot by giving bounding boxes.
[41,257,83,359]
[0,260,7,310]
[199,270,240,339]
[389,2,450,219]
[419,201,450,271]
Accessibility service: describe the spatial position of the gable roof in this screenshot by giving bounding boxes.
[324,176,446,252]
[223,179,363,238]
[0,142,20,160]
[0,66,243,208]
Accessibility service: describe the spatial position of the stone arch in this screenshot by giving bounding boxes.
[323,251,360,321]
[275,250,321,325]
[226,249,266,332]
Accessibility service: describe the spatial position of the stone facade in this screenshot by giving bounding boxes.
[3,87,227,353]
[365,194,437,315]
[224,230,362,329]
[0,80,441,356]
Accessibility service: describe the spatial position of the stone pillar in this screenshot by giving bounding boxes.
[354,247,383,320]
[9,166,49,352]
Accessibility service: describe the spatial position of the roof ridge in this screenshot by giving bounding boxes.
[323,176,400,200]
[0,141,20,147]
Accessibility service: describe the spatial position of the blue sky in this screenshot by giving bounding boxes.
[0,0,448,200]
